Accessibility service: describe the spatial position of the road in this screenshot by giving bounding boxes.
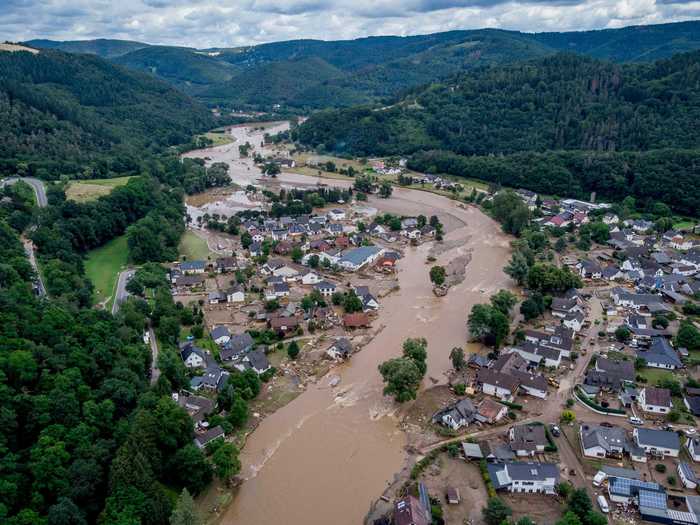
[111,268,135,315]
[2,177,49,296]
[148,325,160,385]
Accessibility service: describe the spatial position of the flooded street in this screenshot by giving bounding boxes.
[185,124,512,525]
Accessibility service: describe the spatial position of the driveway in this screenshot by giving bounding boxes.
[111,268,135,315]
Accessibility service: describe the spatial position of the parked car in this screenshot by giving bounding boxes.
[597,495,610,514]
[593,471,607,487]
[550,424,561,437]
[685,428,697,437]
[629,416,644,426]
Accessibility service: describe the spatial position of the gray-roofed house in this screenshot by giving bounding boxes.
[509,424,547,457]
[338,246,384,271]
[190,362,229,393]
[579,423,626,458]
[487,462,559,494]
[194,426,225,449]
[584,357,635,391]
[638,387,672,414]
[326,338,352,360]
[633,428,680,459]
[220,332,254,361]
[678,462,698,489]
[432,398,477,430]
[180,343,207,369]
[314,280,337,297]
[211,326,231,345]
[234,349,271,375]
[684,396,700,416]
[636,337,682,370]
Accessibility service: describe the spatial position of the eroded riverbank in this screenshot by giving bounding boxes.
[184,123,513,525]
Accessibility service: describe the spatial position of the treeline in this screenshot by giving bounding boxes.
[0,48,213,179]
[0,215,210,525]
[408,148,700,217]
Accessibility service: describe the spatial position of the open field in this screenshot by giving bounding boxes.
[673,220,696,231]
[199,130,235,147]
[638,367,678,385]
[179,230,212,261]
[66,176,134,202]
[85,235,128,307]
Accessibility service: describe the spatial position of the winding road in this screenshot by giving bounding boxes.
[1,177,48,296]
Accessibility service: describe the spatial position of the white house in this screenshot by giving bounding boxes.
[273,265,300,281]
[637,387,672,414]
[337,246,384,271]
[326,338,352,360]
[211,326,231,345]
[432,398,477,430]
[314,280,337,297]
[476,370,519,402]
[180,344,207,368]
[634,428,680,459]
[226,285,245,303]
[579,423,626,459]
[678,462,698,489]
[687,438,700,462]
[327,209,346,221]
[487,462,559,495]
[301,271,321,285]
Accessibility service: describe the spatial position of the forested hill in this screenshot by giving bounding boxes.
[26,20,700,110]
[25,38,149,58]
[297,51,700,215]
[0,47,214,179]
[297,51,700,156]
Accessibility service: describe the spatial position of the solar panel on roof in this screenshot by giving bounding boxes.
[639,489,667,510]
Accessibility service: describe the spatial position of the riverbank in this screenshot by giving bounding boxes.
[184,122,513,525]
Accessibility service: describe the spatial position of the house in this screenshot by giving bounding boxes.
[476,369,519,402]
[175,393,214,423]
[487,462,559,494]
[678,462,699,489]
[393,494,431,525]
[180,343,207,368]
[327,209,346,221]
[506,343,561,369]
[272,264,300,281]
[634,428,680,459]
[301,271,321,285]
[234,349,271,375]
[607,476,664,506]
[173,274,206,291]
[638,387,672,414]
[636,337,682,370]
[510,370,549,399]
[270,282,290,298]
[343,312,370,329]
[190,361,229,392]
[194,426,225,449]
[578,259,603,279]
[208,291,227,304]
[551,297,582,318]
[433,398,477,430]
[509,424,547,457]
[467,354,490,369]
[338,246,384,271]
[215,257,237,273]
[226,285,245,303]
[584,357,635,391]
[687,438,700,462]
[562,311,585,332]
[211,326,231,345]
[579,423,626,458]
[353,285,380,311]
[249,241,262,257]
[476,399,508,424]
[314,280,337,297]
[180,260,207,274]
[220,332,254,361]
[326,338,352,360]
[269,315,300,335]
[684,396,700,416]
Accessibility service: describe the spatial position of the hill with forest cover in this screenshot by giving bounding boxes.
[25,38,149,58]
[0,47,214,179]
[297,51,700,215]
[27,20,700,110]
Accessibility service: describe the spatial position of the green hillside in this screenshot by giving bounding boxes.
[0,47,214,178]
[25,38,149,58]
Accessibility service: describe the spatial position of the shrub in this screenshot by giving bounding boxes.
[453,383,466,396]
[655,464,667,473]
[667,475,676,486]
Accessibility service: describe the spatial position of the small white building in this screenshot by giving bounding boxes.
[301,271,321,285]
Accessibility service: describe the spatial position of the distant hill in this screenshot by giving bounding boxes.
[0,47,213,178]
[25,38,149,58]
[26,20,700,110]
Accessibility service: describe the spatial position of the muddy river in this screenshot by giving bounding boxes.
[185,123,512,525]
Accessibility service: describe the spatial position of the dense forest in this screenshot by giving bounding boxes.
[29,20,700,110]
[0,48,214,179]
[297,51,700,214]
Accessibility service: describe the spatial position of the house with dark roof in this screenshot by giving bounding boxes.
[636,337,682,369]
[579,423,627,458]
[176,393,214,423]
[638,387,672,414]
[234,349,271,375]
[687,437,700,462]
[194,426,225,449]
[432,398,477,430]
[509,424,547,457]
[211,326,231,345]
[180,343,207,369]
[476,369,519,402]
[633,428,680,459]
[684,396,700,416]
[314,280,336,297]
[678,462,698,489]
[584,357,635,392]
[487,462,559,494]
[220,332,254,361]
[190,362,229,393]
[476,399,508,424]
[326,338,352,360]
[393,494,431,525]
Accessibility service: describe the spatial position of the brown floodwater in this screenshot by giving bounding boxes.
[191,124,512,525]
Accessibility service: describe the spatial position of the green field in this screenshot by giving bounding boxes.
[673,220,697,231]
[85,235,128,307]
[66,176,135,202]
[198,131,235,147]
[638,367,677,385]
[178,230,211,261]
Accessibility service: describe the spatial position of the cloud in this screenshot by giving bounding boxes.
[2,0,698,48]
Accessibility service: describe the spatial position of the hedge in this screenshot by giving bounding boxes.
[498,399,523,410]
[575,386,626,414]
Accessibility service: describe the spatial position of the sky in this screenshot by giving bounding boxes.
[3,0,700,48]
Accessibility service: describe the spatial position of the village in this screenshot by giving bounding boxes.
[154,122,700,525]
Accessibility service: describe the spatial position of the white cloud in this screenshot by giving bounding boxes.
[2,0,698,47]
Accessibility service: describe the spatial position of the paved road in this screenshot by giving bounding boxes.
[2,177,49,296]
[111,269,135,315]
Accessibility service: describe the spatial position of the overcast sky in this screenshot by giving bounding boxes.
[4,0,700,48]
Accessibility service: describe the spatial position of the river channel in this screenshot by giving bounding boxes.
[185,123,513,525]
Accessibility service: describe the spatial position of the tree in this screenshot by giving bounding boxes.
[557,482,573,499]
[490,290,517,316]
[47,497,86,525]
[504,251,530,286]
[450,347,466,371]
[583,511,608,525]
[676,321,700,352]
[402,338,428,375]
[291,246,303,263]
[379,181,392,198]
[241,232,252,249]
[516,518,536,525]
[567,488,593,519]
[169,489,201,525]
[482,497,512,525]
[468,304,510,348]
[560,410,576,424]
[171,445,212,495]
[557,511,583,525]
[378,358,422,402]
[429,265,446,286]
[210,442,241,484]
[614,326,631,343]
[343,292,364,313]
[308,254,320,269]
[287,341,300,360]
[520,292,546,320]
